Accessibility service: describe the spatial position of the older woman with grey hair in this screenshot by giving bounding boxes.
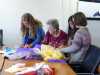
[43,19,68,48]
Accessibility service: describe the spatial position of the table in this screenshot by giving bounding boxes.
[98,65,100,74]
[0,51,76,75]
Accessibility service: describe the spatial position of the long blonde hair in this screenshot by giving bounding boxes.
[21,13,42,37]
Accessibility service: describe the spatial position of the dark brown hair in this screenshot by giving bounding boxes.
[68,15,78,39]
[73,12,87,26]
[21,13,42,37]
[68,15,73,23]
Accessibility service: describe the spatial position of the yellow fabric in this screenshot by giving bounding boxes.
[40,44,64,61]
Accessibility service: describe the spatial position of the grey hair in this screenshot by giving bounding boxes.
[47,19,59,30]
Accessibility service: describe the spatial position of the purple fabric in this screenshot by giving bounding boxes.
[34,44,41,49]
[15,45,42,60]
[48,59,66,63]
[24,55,43,60]
[16,48,33,52]
[16,44,41,52]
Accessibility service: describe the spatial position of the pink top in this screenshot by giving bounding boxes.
[43,30,68,48]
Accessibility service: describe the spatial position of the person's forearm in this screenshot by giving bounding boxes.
[60,44,80,53]
[32,37,41,47]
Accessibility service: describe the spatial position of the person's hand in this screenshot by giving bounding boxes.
[24,44,30,48]
[28,44,33,48]
[20,44,31,48]
[20,44,23,48]
[58,45,65,49]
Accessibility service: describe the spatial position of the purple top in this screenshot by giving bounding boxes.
[43,30,68,48]
[61,27,91,63]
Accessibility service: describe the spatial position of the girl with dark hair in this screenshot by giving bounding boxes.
[68,15,79,45]
[60,12,91,63]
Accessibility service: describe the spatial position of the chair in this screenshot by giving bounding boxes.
[70,45,100,75]
[0,29,3,47]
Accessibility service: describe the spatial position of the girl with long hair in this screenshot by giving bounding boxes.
[21,13,44,48]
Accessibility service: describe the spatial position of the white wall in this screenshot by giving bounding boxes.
[0,0,100,47]
[0,0,77,47]
[88,20,100,47]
